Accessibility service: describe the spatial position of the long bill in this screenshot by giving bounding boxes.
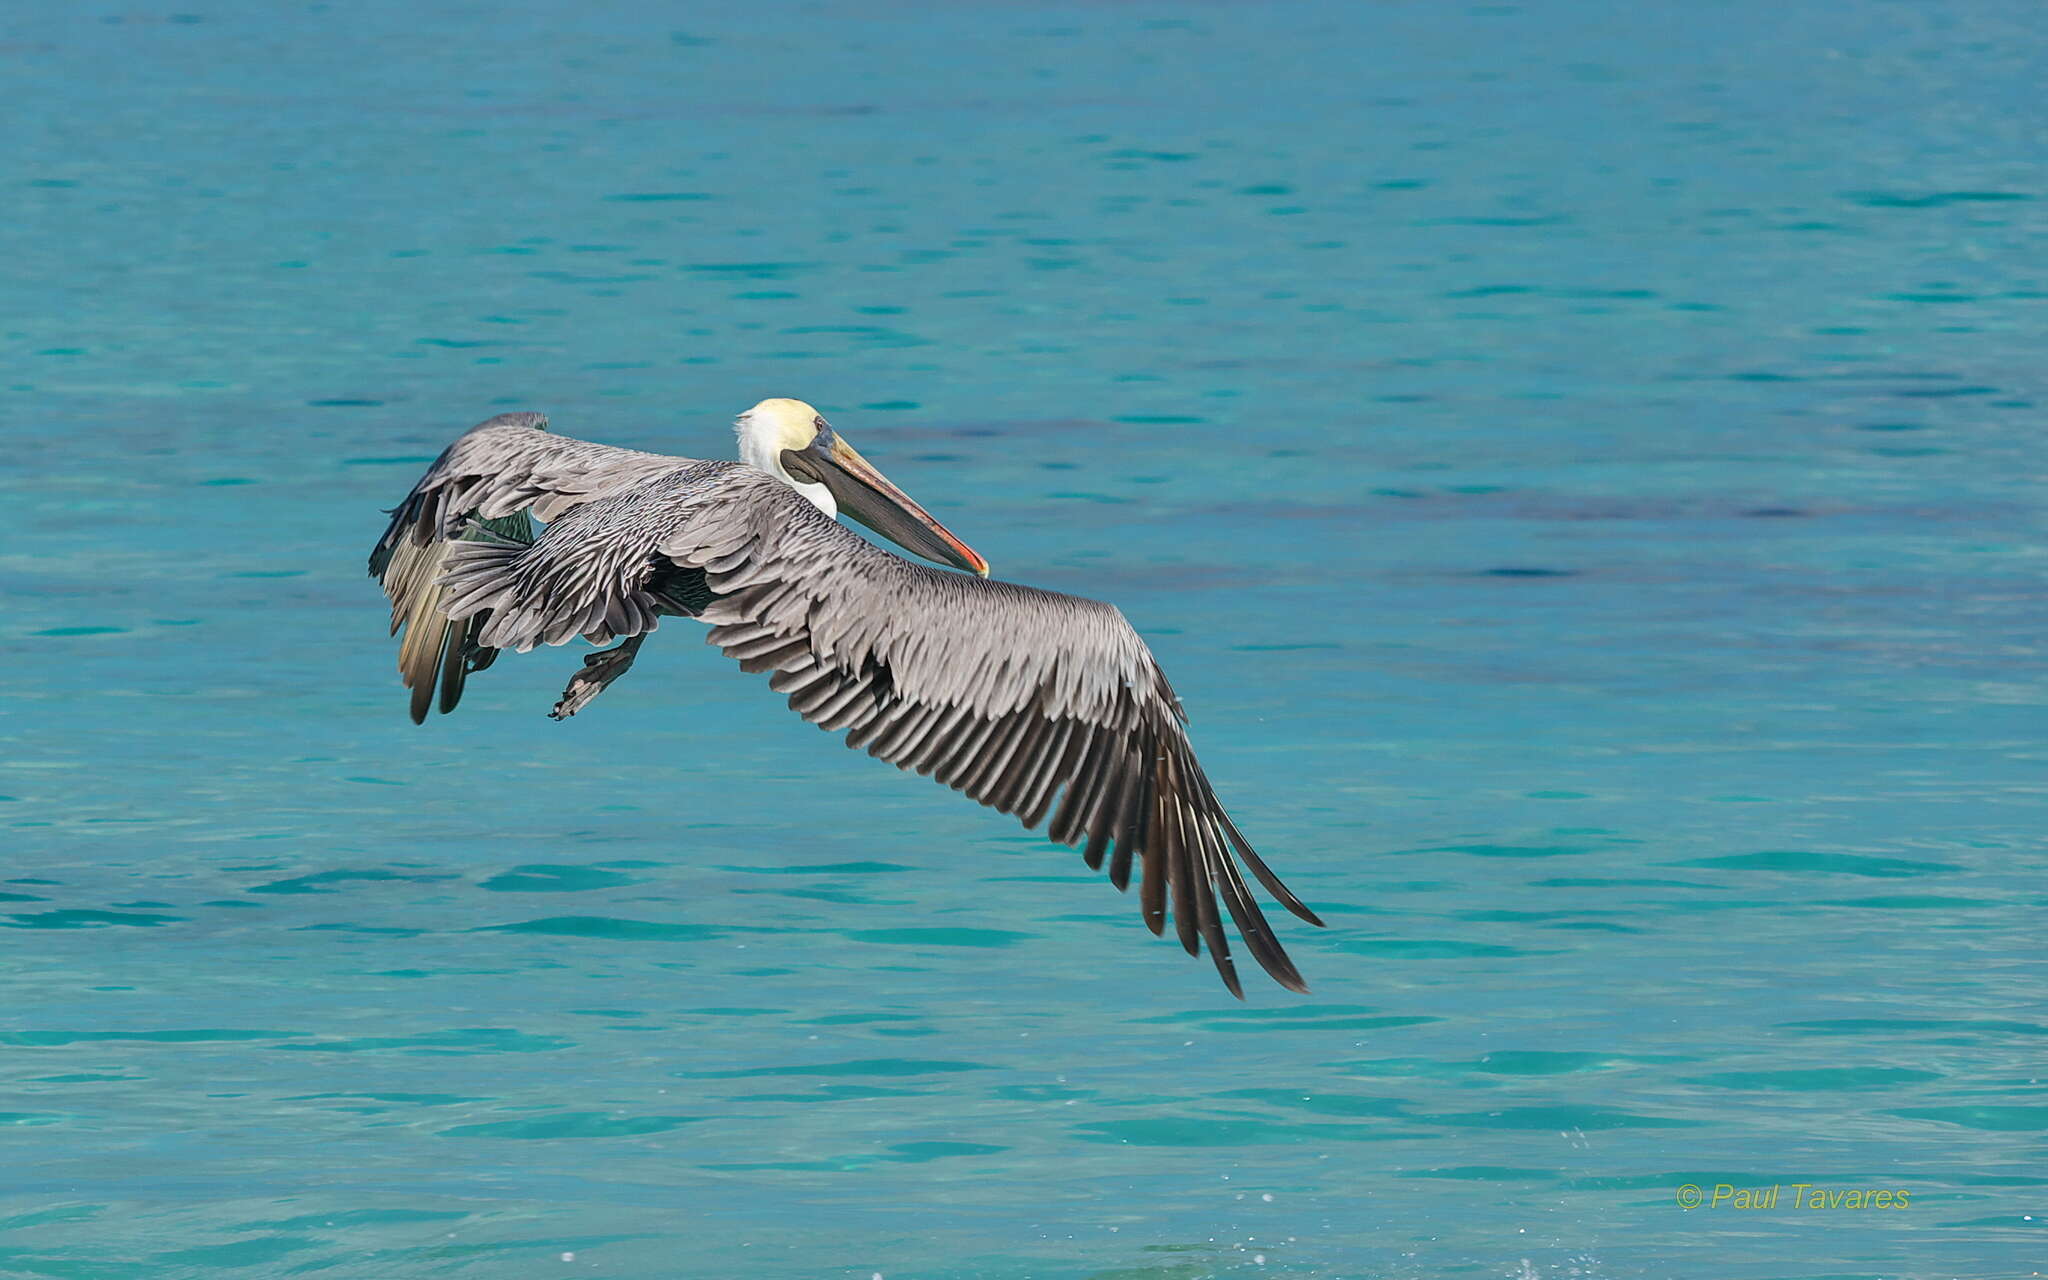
[785,431,991,576]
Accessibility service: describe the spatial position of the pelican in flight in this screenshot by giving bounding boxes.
[368,399,1322,995]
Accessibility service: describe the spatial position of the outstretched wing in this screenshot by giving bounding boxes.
[366,412,692,722]
[437,465,1324,996]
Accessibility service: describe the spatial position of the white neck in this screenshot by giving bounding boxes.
[737,422,836,518]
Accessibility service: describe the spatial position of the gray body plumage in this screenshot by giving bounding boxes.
[369,412,1322,995]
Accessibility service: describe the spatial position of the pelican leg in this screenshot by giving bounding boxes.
[550,634,647,720]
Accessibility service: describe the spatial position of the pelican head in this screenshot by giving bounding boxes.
[735,398,989,577]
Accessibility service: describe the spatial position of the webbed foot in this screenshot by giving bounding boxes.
[550,635,646,720]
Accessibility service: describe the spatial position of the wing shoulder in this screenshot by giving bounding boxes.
[369,412,691,576]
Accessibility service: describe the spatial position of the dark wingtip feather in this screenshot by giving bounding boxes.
[1216,807,1325,928]
[1187,767,1324,929]
[1212,950,1245,999]
[1160,754,1200,957]
[437,620,469,716]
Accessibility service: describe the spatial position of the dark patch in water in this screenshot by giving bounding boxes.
[1844,190,2033,208]
[476,916,727,942]
[3,909,183,929]
[1892,384,1996,398]
[248,869,457,896]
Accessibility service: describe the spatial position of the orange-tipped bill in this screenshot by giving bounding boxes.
[785,430,990,576]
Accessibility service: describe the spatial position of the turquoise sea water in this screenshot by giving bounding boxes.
[3,2,2044,1276]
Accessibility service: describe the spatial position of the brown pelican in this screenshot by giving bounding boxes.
[368,399,1322,995]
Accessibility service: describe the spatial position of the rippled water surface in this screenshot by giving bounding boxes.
[3,2,2044,1277]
